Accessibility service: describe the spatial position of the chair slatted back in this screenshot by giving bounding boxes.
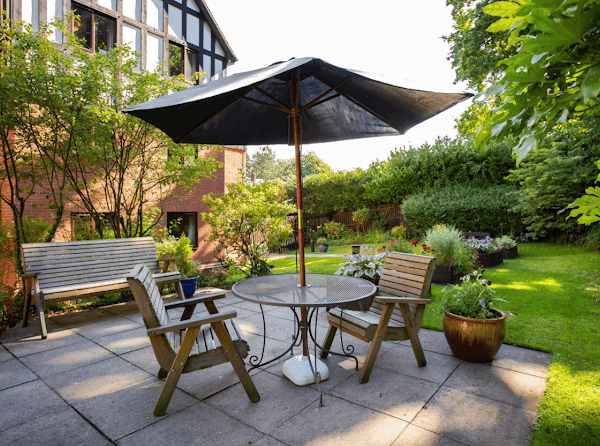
[22,237,162,290]
[127,264,174,347]
[371,252,436,322]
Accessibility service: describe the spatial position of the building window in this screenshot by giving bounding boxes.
[147,32,163,73]
[167,212,198,247]
[169,42,198,82]
[72,4,116,53]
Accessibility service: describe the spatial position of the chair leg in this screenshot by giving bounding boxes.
[154,326,201,416]
[320,325,337,359]
[21,286,32,327]
[359,303,395,384]
[175,281,185,300]
[398,304,427,367]
[211,320,260,403]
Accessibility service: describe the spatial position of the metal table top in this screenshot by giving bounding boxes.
[231,273,377,309]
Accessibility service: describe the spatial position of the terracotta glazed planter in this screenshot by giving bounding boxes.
[443,310,506,362]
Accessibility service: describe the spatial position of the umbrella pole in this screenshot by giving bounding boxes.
[291,72,306,288]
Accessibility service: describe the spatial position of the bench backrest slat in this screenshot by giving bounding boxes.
[22,237,162,290]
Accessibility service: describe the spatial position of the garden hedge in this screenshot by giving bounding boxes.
[402,185,524,236]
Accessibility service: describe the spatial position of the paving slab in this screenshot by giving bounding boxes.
[18,338,114,379]
[270,394,408,446]
[73,377,199,441]
[116,401,265,446]
[0,405,110,446]
[375,343,462,384]
[1,328,85,358]
[72,315,143,340]
[392,424,465,446]
[237,312,298,344]
[0,357,38,390]
[443,361,547,412]
[1,318,63,341]
[45,355,153,404]
[206,370,320,434]
[492,343,552,378]
[0,344,12,362]
[412,386,538,446]
[329,366,441,422]
[0,379,69,432]
[409,329,455,357]
[50,308,115,328]
[93,326,150,355]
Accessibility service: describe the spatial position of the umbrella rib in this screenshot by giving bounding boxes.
[300,93,342,113]
[299,77,350,113]
[249,86,291,113]
[310,72,398,131]
[241,96,289,114]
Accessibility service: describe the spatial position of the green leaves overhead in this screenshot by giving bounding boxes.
[479,0,600,160]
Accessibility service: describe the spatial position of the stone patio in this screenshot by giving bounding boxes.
[0,292,551,446]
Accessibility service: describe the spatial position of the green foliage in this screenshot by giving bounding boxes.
[335,246,387,282]
[565,160,600,225]
[424,224,462,266]
[390,225,408,240]
[582,224,600,250]
[22,218,53,243]
[322,221,345,239]
[478,0,600,160]
[316,237,328,246]
[440,268,505,319]
[444,0,518,91]
[295,168,372,214]
[507,124,600,240]
[247,148,333,183]
[156,236,200,278]
[352,208,371,233]
[202,182,294,277]
[379,238,414,254]
[402,185,523,236]
[494,235,516,249]
[365,137,515,204]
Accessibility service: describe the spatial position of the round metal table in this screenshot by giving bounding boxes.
[232,274,377,392]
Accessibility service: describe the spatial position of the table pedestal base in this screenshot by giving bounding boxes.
[282,355,329,386]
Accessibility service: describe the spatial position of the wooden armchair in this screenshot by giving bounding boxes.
[320,252,436,383]
[127,265,260,416]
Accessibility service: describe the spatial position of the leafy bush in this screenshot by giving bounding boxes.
[23,218,53,243]
[464,236,497,253]
[378,238,414,254]
[495,235,517,249]
[440,268,506,320]
[322,221,346,239]
[402,185,523,236]
[316,237,328,245]
[335,245,386,282]
[352,208,371,233]
[156,235,200,278]
[424,224,462,266]
[390,225,408,239]
[365,136,516,204]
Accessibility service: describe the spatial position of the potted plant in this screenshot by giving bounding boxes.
[495,235,518,259]
[440,268,507,362]
[424,224,461,284]
[316,237,329,252]
[157,235,203,298]
[464,236,504,267]
[335,245,386,285]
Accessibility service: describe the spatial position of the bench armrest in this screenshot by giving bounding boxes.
[21,273,38,279]
[148,309,237,336]
[374,295,431,305]
[164,291,226,310]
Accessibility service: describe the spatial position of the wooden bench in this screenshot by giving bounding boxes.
[21,237,185,339]
[320,252,436,383]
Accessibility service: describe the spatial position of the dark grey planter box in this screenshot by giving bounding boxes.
[476,250,504,267]
[432,264,458,284]
[501,246,518,259]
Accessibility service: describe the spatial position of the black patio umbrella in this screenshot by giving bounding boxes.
[124,57,472,286]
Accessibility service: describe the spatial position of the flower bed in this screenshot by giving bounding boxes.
[476,249,504,267]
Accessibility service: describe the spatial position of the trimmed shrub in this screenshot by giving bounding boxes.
[402,185,523,236]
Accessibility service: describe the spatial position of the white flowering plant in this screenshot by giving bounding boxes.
[440,268,506,319]
[335,245,387,283]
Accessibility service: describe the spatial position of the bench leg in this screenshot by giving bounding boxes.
[320,325,337,359]
[398,304,426,367]
[34,293,47,340]
[154,326,201,416]
[212,320,260,403]
[359,303,395,384]
[21,286,32,328]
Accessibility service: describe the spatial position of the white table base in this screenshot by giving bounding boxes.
[282,354,329,386]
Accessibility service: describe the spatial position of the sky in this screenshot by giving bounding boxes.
[207,0,474,172]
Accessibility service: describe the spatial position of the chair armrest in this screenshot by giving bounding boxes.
[374,295,431,305]
[21,273,38,279]
[164,291,226,309]
[148,309,237,336]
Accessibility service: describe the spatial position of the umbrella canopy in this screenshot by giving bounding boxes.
[124,57,472,146]
[124,57,472,287]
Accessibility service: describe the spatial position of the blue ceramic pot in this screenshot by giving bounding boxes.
[181,277,198,298]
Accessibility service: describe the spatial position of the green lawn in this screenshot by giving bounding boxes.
[269,243,600,445]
